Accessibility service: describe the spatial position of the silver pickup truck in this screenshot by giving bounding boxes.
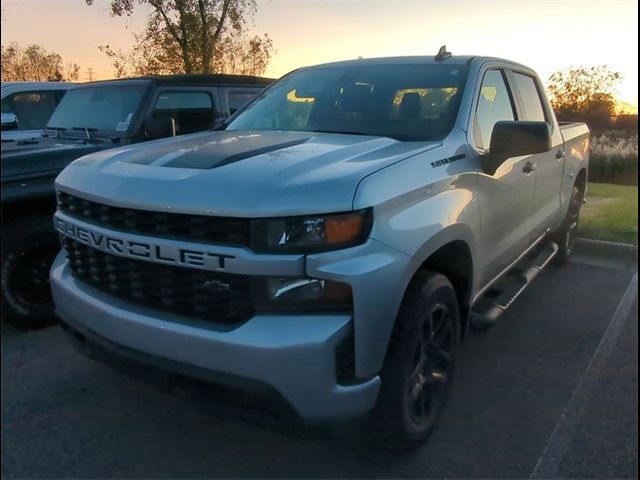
[51,50,589,447]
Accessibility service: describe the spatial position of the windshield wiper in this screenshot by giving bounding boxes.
[72,127,99,142]
[71,127,98,140]
[47,126,67,138]
[312,129,418,141]
[309,129,373,136]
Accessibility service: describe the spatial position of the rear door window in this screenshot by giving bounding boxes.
[152,91,215,135]
[512,72,547,123]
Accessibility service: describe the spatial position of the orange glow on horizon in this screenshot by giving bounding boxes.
[1,0,637,111]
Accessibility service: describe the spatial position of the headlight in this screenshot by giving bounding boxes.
[250,209,372,253]
[252,277,353,312]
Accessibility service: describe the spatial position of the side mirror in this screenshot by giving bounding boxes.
[1,112,19,131]
[143,116,176,140]
[481,121,551,175]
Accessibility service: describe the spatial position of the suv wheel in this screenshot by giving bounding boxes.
[1,216,60,329]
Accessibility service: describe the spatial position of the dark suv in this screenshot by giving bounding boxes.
[1,74,273,328]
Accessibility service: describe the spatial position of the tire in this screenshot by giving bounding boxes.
[1,216,60,329]
[552,186,583,265]
[371,270,460,450]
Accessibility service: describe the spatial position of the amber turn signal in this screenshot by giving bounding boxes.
[325,213,366,244]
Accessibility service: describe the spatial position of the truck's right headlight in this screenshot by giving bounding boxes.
[250,209,372,253]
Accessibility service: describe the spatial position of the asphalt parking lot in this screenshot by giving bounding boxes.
[1,249,637,479]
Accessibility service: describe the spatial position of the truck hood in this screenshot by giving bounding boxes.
[56,130,441,216]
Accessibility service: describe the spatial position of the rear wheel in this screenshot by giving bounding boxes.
[552,186,583,265]
[1,216,60,329]
[372,270,460,449]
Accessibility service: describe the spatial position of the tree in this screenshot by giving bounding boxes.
[1,42,80,82]
[546,66,622,132]
[88,0,274,78]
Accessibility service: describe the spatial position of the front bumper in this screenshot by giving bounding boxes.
[51,251,380,419]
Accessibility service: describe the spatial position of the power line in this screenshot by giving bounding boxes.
[86,67,94,82]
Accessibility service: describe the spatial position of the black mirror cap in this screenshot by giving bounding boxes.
[143,116,175,140]
[489,121,552,159]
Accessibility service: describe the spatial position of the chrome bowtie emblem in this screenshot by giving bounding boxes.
[203,279,231,292]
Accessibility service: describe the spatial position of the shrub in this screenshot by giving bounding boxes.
[589,132,638,185]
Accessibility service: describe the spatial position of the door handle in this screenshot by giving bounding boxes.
[556,150,565,160]
[522,161,536,174]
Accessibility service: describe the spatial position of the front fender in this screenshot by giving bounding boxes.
[307,226,478,379]
[403,222,478,292]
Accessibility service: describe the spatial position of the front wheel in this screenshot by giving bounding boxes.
[552,186,583,265]
[372,270,460,449]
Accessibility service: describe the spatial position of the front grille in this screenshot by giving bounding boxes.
[64,239,254,327]
[57,191,251,247]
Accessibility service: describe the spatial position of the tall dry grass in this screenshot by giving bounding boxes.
[589,131,638,185]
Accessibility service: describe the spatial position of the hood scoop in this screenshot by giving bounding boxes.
[157,132,312,169]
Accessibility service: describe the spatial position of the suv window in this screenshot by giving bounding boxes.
[227,90,260,115]
[152,91,215,135]
[513,72,547,122]
[1,90,66,130]
[474,70,516,151]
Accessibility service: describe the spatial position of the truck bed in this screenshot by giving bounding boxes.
[559,121,590,142]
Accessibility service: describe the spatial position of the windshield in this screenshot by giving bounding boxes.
[47,85,146,134]
[227,63,469,141]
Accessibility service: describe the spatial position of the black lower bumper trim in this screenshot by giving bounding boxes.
[58,315,295,412]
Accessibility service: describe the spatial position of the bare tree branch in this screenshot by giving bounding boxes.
[92,0,273,77]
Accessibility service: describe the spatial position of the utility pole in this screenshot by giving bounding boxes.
[86,67,94,82]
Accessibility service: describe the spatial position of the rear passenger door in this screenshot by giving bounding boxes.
[508,71,564,236]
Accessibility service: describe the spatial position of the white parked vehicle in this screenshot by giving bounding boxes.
[1,82,73,142]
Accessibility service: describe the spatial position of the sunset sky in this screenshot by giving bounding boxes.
[2,0,638,111]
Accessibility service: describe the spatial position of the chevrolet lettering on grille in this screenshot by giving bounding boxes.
[54,216,235,271]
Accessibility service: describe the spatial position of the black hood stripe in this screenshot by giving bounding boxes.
[163,133,311,169]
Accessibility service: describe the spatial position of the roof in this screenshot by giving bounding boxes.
[1,82,75,96]
[301,55,533,72]
[145,73,276,86]
[75,73,275,88]
[309,55,476,69]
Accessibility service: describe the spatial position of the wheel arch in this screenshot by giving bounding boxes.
[575,168,587,199]
[404,227,475,339]
[417,239,474,336]
[375,226,476,375]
